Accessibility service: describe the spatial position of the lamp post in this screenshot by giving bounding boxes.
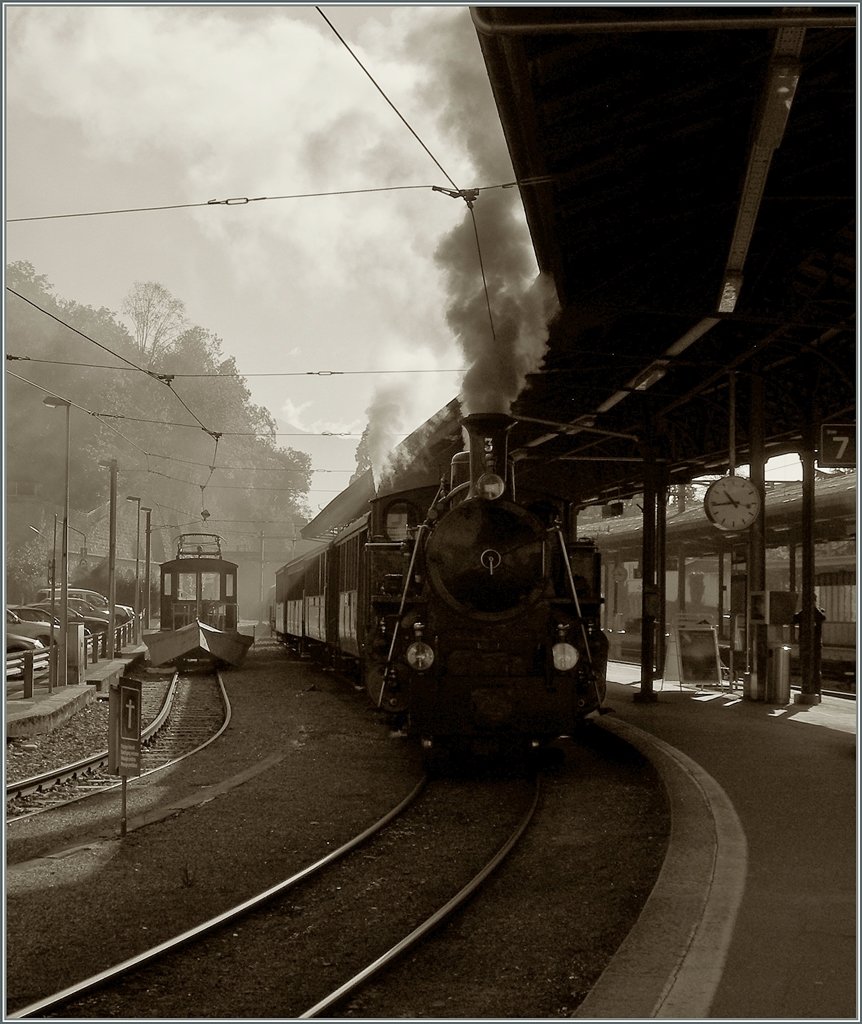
[126,496,142,644]
[100,460,118,658]
[29,522,57,690]
[67,524,88,563]
[141,507,152,630]
[43,395,70,686]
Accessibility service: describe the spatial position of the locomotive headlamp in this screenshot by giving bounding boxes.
[406,641,435,670]
[476,473,505,500]
[552,642,579,671]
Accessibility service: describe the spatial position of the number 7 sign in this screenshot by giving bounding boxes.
[819,424,856,468]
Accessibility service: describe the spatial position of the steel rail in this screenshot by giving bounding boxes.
[6,673,178,803]
[299,774,542,1018]
[6,670,230,819]
[7,775,428,1019]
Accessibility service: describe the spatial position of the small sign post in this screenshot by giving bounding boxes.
[819,424,856,468]
[677,626,722,689]
[109,676,142,836]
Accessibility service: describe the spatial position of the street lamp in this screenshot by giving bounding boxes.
[67,524,88,562]
[99,460,118,657]
[126,496,142,643]
[43,395,70,686]
[141,508,152,630]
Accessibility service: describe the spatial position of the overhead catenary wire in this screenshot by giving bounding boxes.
[317,5,500,354]
[9,10,508,502]
[316,6,459,192]
[6,177,551,224]
[6,355,467,377]
[6,370,306,482]
[6,287,220,443]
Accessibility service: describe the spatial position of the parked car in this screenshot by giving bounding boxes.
[49,596,129,629]
[36,588,134,622]
[5,634,48,679]
[9,605,57,625]
[5,608,53,647]
[6,633,46,654]
[26,603,108,636]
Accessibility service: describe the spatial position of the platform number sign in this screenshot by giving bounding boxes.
[109,676,142,777]
[819,424,856,469]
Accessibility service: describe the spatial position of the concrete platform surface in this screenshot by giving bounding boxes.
[6,645,148,738]
[601,661,856,1020]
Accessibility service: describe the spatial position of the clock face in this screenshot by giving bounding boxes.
[703,475,762,531]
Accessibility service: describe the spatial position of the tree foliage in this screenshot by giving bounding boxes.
[121,280,189,364]
[6,263,313,595]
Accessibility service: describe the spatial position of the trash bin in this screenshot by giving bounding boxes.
[67,622,85,685]
[767,643,792,704]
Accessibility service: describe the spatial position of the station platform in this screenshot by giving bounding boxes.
[6,644,148,739]
[590,660,857,1020]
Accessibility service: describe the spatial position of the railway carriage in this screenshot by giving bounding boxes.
[275,414,608,762]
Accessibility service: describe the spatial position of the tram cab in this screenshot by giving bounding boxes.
[159,534,239,631]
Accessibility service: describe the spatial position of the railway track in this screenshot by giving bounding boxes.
[6,669,229,821]
[8,775,540,1019]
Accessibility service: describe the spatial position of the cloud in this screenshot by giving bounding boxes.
[6,6,515,452]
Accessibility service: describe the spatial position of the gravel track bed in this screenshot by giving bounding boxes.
[6,700,111,783]
[6,640,669,1018]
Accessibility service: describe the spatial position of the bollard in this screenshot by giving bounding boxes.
[22,650,34,699]
[767,643,792,704]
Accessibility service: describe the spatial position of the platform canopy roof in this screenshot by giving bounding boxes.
[465,5,856,506]
[305,7,855,537]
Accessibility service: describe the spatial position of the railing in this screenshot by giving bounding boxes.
[5,618,141,698]
[5,649,51,698]
[83,619,137,666]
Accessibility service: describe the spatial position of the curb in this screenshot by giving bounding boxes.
[6,685,97,739]
[573,716,747,1019]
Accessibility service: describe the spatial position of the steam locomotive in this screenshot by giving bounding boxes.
[274,413,608,765]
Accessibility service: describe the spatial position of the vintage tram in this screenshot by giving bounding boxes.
[147,533,252,667]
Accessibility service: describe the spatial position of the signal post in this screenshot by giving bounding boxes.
[109,676,143,835]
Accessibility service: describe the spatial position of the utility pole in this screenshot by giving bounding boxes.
[100,460,118,658]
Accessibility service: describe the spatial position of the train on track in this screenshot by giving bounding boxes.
[146,533,253,668]
[273,413,609,765]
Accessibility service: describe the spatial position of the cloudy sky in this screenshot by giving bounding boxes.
[6,4,539,509]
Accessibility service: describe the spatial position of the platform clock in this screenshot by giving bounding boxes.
[703,475,761,531]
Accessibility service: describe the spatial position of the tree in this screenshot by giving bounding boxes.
[6,262,315,570]
[121,281,188,364]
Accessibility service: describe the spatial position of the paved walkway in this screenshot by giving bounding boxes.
[597,661,856,1019]
[6,644,148,738]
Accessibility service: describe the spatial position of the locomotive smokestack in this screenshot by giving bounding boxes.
[461,413,515,500]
